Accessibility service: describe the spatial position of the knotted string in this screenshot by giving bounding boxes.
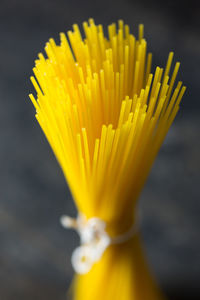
[60,214,139,274]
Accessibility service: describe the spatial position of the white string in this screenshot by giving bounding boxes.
[60,213,139,274]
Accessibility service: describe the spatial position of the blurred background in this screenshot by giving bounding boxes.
[0,0,200,299]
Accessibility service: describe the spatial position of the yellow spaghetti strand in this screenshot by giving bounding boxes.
[29,19,186,300]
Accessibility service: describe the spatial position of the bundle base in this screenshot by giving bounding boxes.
[71,234,166,300]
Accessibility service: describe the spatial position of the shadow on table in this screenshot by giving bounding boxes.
[165,284,200,300]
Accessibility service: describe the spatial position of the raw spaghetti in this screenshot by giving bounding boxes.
[29,19,185,300]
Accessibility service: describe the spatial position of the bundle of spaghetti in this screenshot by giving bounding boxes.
[30,19,185,300]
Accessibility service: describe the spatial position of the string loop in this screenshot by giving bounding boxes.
[60,213,138,274]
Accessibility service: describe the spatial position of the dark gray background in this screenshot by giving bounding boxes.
[0,0,200,299]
